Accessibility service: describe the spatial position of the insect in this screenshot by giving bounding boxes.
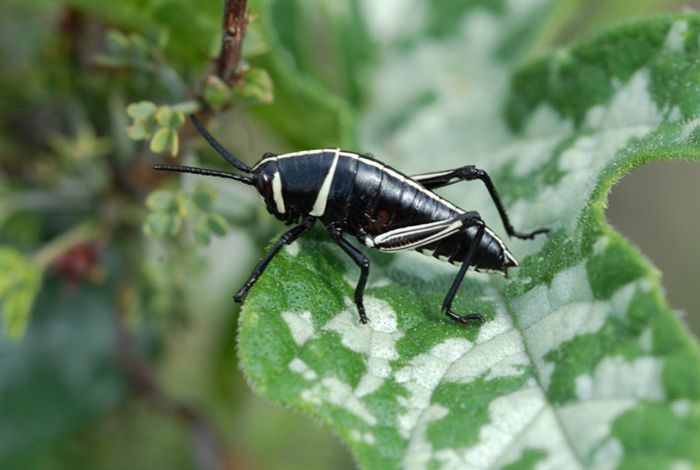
[154,116,549,325]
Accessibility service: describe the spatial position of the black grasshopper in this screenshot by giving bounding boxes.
[155,116,548,324]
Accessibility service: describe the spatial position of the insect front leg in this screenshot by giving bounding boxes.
[442,216,487,324]
[233,216,315,303]
[412,166,549,240]
[328,225,370,324]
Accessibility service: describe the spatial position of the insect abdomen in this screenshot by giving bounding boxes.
[417,227,509,271]
[328,155,510,271]
[337,156,460,234]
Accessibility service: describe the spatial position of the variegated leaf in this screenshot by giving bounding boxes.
[239,6,700,470]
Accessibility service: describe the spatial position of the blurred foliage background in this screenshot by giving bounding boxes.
[0,0,698,469]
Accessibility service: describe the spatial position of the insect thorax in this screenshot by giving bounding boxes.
[253,150,338,222]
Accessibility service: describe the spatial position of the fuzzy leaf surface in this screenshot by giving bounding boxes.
[239,9,700,470]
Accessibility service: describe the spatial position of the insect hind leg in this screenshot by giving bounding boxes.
[413,166,549,240]
[441,215,487,324]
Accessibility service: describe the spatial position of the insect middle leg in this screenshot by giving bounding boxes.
[233,216,315,303]
[328,224,370,324]
[441,217,487,324]
[412,166,549,240]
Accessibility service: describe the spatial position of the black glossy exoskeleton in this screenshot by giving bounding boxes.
[155,116,548,325]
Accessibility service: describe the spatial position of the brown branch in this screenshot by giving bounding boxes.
[216,0,249,84]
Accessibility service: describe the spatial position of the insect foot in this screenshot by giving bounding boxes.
[233,285,250,303]
[443,308,485,325]
[358,308,369,324]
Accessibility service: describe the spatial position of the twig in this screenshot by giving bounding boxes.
[32,222,97,269]
[216,0,249,84]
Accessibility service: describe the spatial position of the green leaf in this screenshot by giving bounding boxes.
[176,191,197,218]
[126,122,149,141]
[126,100,156,121]
[169,109,185,128]
[148,127,169,154]
[105,29,129,55]
[203,75,233,110]
[192,183,216,212]
[168,130,179,156]
[234,67,274,105]
[155,106,185,129]
[205,213,229,236]
[193,219,212,246]
[0,247,41,339]
[145,189,176,211]
[155,107,174,127]
[143,212,181,237]
[242,21,269,58]
[149,127,179,156]
[127,32,148,61]
[238,12,700,470]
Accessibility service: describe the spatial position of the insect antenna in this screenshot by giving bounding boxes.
[153,164,255,186]
[190,114,252,173]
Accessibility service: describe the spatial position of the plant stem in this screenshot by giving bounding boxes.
[216,0,249,84]
[172,100,202,114]
[32,221,97,270]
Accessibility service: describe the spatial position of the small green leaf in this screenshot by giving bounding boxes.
[169,214,183,236]
[126,101,157,121]
[105,29,129,54]
[126,122,149,141]
[0,247,42,339]
[145,189,176,211]
[170,109,185,128]
[235,68,274,104]
[203,75,233,110]
[155,107,185,129]
[143,212,180,237]
[155,107,174,127]
[192,183,216,212]
[127,32,148,61]
[168,131,179,156]
[242,22,268,58]
[193,219,211,246]
[176,192,197,218]
[149,127,169,154]
[205,213,229,236]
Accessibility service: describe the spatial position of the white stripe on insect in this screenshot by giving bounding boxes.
[309,149,340,216]
[411,170,453,181]
[376,220,463,252]
[484,226,506,252]
[373,218,454,241]
[338,152,463,213]
[250,149,337,171]
[271,170,285,214]
[252,149,464,215]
